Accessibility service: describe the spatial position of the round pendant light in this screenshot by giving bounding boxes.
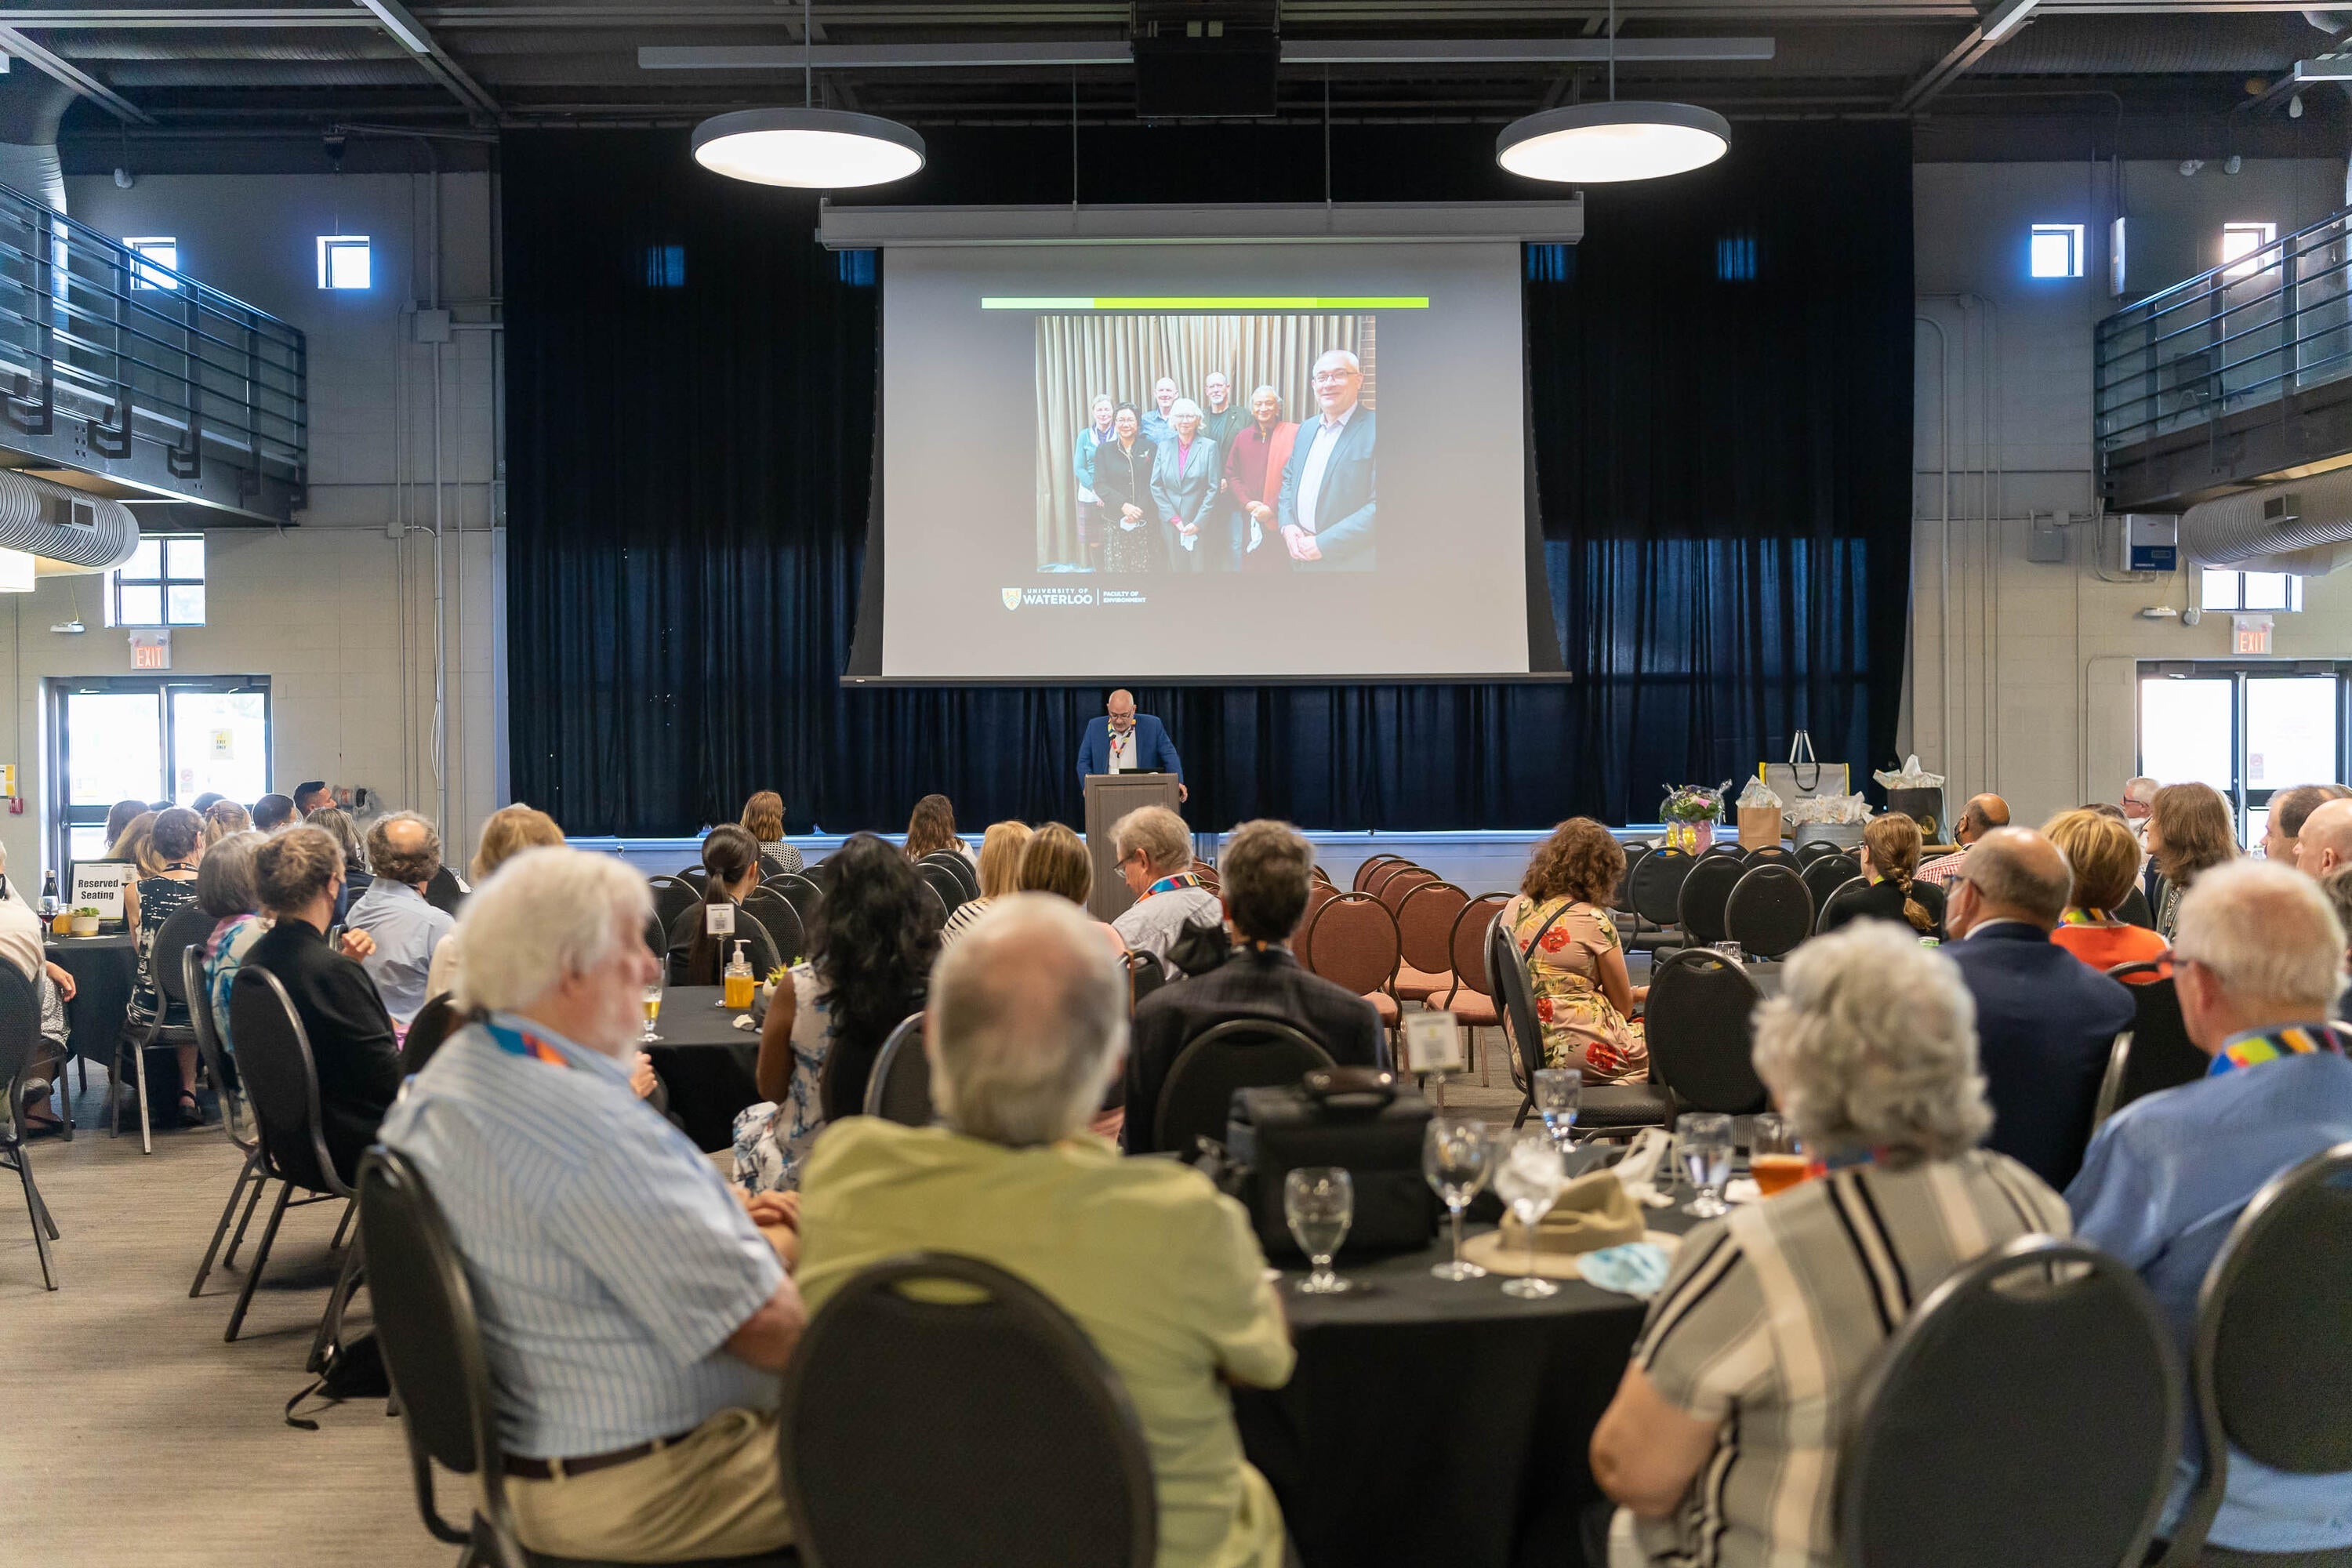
[1496,100,1730,184]
[691,107,925,190]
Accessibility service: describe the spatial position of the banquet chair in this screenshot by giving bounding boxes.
[1301,893,1403,1044]
[1813,877,1875,935]
[113,900,216,1153]
[423,866,468,918]
[1792,839,1842,869]
[1393,881,1468,1003]
[646,875,700,937]
[400,993,464,1078]
[1722,863,1815,960]
[1699,840,1748,861]
[913,877,951,938]
[1625,847,1693,950]
[359,1149,800,1568]
[0,962,59,1290]
[2089,965,2207,1127]
[742,887,804,967]
[1438,892,1512,1084]
[916,862,967,921]
[1376,866,1439,914]
[1645,949,1768,1116]
[2154,1142,2352,1568]
[1744,843,1798,868]
[768,873,825,940]
[1124,950,1167,1012]
[1309,862,1336,889]
[2118,884,2157,931]
[1613,843,1650,913]
[1365,860,1427,902]
[679,864,710,897]
[1838,1236,2180,1568]
[1352,853,1406,892]
[781,1251,1155,1568]
[1802,852,1861,916]
[186,943,262,1299]
[862,1014,932,1127]
[1293,882,1340,960]
[225,966,365,1362]
[1486,913,1669,1136]
[919,850,980,902]
[1156,1018,1334,1157]
[1650,852,1744,960]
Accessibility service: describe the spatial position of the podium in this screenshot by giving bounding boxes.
[1083,772,1182,923]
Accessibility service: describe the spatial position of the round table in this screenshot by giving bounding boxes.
[1236,1174,1698,1568]
[643,984,764,1152]
[45,930,136,1071]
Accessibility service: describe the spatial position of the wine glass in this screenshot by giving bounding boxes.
[1749,1112,1806,1198]
[641,982,665,1044]
[1533,1067,1581,1155]
[1679,1112,1734,1218]
[1490,1131,1567,1299]
[1423,1118,1491,1282]
[1284,1167,1356,1295]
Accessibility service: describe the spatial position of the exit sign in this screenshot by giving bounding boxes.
[2232,614,2273,656]
[129,630,171,670]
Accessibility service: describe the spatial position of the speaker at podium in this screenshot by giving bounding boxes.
[1083,772,1182,923]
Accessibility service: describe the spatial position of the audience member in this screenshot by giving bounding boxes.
[1915,792,2011,888]
[1017,822,1127,957]
[2147,781,2238,938]
[2299,796,2352,880]
[1109,804,1225,975]
[939,821,1033,947]
[0,841,78,1134]
[305,804,372,916]
[902,792,973,864]
[2122,775,2160,837]
[110,808,162,897]
[1123,819,1384,1155]
[1940,826,2134,1188]
[103,797,149,851]
[122,805,207,1127]
[1816,812,1943,937]
[240,826,402,1185]
[378,848,801,1564]
[739,789,803,876]
[2261,782,2351,869]
[292,781,334,815]
[250,793,298,833]
[344,812,457,1028]
[2043,807,2171,977]
[673,825,781,985]
[197,829,270,1060]
[202,799,252,848]
[426,804,565,1003]
[1502,818,1648,1083]
[190,791,224,815]
[734,833,936,1192]
[797,893,1295,1568]
[1591,921,2067,1568]
[2324,866,2352,1025]
[2068,862,2352,1559]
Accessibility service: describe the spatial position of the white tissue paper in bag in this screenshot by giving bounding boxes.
[1737,777,1784,809]
[1872,754,1946,790]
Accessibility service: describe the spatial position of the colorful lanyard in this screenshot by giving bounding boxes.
[1141,872,1203,902]
[2209,1022,2350,1077]
[481,1013,574,1071]
[2057,907,2113,927]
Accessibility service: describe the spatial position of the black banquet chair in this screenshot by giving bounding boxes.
[780,1251,1156,1568]
[359,1148,797,1568]
[645,874,700,938]
[424,865,468,917]
[862,1015,933,1127]
[1486,913,1670,1136]
[1651,851,1746,960]
[916,862,968,922]
[1152,1018,1334,1158]
[1803,855,1863,925]
[742,887,804,968]
[1813,876,1875,936]
[185,944,263,1301]
[1624,846,1693,950]
[2155,1142,2352,1568]
[920,850,981,902]
[1838,1235,2182,1568]
[0,961,60,1290]
[1644,948,1768,1116]
[2090,963,2208,1129]
[1722,862,1815,960]
[114,900,216,1153]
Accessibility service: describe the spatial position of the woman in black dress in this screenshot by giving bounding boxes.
[125,806,207,1125]
[1091,402,1160,575]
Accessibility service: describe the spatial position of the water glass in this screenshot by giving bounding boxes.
[1749,1112,1807,1198]
[1284,1167,1356,1295]
[1679,1112,1734,1218]
[1422,1117,1492,1282]
[1490,1131,1567,1299]
[1710,941,1744,964]
[641,982,665,1044]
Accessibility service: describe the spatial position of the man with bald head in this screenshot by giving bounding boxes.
[796,894,1297,1568]
[346,809,457,1026]
[2297,794,2352,880]
[1915,792,2011,889]
[1075,686,1186,802]
[1942,826,2136,1186]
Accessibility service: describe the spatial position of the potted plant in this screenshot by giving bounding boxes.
[70,906,101,936]
[1660,784,1726,853]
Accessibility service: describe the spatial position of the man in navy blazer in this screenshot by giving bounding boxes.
[1941,826,2136,1189]
[1276,348,1377,571]
[1076,688,1186,801]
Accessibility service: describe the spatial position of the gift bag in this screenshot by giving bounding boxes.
[1736,778,1784,851]
[1762,730,1849,804]
[1871,756,1948,844]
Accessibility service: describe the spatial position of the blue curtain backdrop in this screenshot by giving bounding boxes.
[503,121,1911,835]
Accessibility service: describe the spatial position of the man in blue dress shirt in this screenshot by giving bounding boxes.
[343,811,456,1028]
[1076,688,1186,802]
[2068,860,2352,1559]
[379,847,804,1563]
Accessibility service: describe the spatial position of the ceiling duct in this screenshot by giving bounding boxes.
[0,70,74,214]
[2176,469,2352,574]
[0,471,142,576]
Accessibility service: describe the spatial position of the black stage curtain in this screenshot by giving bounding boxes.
[504,122,1911,835]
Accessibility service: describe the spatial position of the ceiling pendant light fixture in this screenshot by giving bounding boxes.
[1496,0,1728,184]
[691,0,924,189]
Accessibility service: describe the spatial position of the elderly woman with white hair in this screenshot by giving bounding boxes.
[1589,921,2070,1568]
[796,893,1298,1568]
[1149,395,1221,573]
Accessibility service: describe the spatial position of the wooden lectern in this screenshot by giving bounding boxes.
[1083,772,1182,922]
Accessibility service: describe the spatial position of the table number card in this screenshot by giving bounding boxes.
[705,902,735,935]
[1402,1011,1466,1075]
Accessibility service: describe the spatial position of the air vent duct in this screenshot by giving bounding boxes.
[2176,469,2352,573]
[0,471,142,575]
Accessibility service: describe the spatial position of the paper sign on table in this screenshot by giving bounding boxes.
[1401,1011,1466,1074]
[705,902,735,935]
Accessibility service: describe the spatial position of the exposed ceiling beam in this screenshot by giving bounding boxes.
[350,0,502,117]
[641,36,1774,70]
[1896,0,2038,110]
[0,24,157,123]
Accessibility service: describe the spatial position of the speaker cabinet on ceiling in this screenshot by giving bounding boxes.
[1131,0,1280,119]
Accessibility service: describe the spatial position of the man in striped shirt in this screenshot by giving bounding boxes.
[378,847,804,1563]
[1589,922,2069,1568]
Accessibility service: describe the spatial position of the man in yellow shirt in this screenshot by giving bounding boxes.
[796,893,1296,1568]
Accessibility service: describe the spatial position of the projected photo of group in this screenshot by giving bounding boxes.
[1036,313,1377,574]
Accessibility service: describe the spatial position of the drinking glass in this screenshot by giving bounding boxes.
[1490,1131,1567,1299]
[1711,941,1744,964]
[1284,1167,1356,1295]
[1422,1117,1492,1282]
[1749,1112,1807,1198]
[1679,1112,1734,1218]
[1533,1067,1581,1155]
[641,982,665,1044]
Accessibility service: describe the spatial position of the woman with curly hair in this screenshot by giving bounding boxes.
[734,833,938,1192]
[2146,781,2238,940]
[1502,818,1648,1082]
[903,793,974,865]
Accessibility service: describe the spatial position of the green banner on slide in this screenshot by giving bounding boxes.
[980,296,1431,310]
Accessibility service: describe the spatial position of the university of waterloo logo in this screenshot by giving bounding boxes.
[1002,588,1023,610]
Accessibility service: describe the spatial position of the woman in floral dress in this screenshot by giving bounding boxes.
[1502,817,1650,1083]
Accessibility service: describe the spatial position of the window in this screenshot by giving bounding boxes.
[50,677,270,865]
[2140,665,2351,848]
[2201,568,2303,613]
[2030,223,2085,279]
[316,234,372,290]
[2222,221,2278,281]
[124,236,179,292]
[112,535,205,627]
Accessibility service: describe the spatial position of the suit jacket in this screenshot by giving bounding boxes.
[1076,713,1182,782]
[1276,405,1377,570]
[1149,431,1221,536]
[243,917,404,1186]
[1944,922,2136,1189]
[1121,946,1385,1155]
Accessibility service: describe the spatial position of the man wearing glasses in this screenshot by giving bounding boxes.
[1276,347,1378,570]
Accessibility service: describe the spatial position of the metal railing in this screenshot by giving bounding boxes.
[2096,205,2352,455]
[0,179,305,499]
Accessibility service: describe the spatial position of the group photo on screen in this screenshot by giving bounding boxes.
[1036,312,1378,575]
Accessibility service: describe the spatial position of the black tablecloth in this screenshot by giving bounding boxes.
[1237,1189,1697,1568]
[644,984,764,1153]
[46,933,136,1069]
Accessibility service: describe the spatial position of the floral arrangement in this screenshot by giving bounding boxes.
[1660,784,1726,824]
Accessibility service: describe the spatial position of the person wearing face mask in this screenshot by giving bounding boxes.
[1076,688,1186,803]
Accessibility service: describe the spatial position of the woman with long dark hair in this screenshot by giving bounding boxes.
[673,823,781,985]
[732,833,938,1192]
[2147,781,2239,939]
[903,793,971,864]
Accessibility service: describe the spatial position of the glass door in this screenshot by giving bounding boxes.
[2140,664,2350,848]
[60,688,166,862]
[2245,675,2341,849]
[50,676,270,869]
